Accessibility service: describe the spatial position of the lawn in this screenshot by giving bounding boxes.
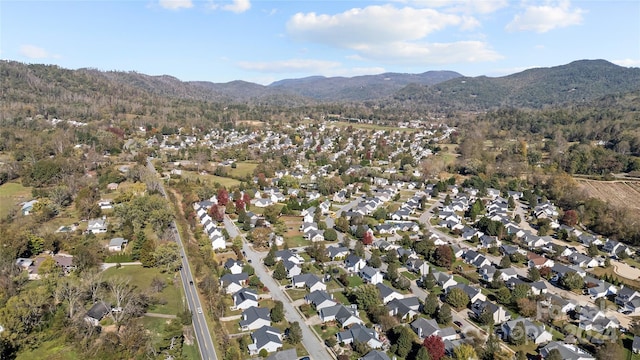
[0,181,32,218]
[346,275,364,287]
[332,291,350,305]
[16,338,79,360]
[286,289,309,301]
[103,265,184,315]
[402,271,419,281]
[285,235,309,248]
[182,171,240,188]
[221,319,242,335]
[227,162,258,178]
[313,323,341,342]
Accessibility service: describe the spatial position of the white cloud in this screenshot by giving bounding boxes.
[19,45,60,59]
[612,59,640,68]
[410,0,508,14]
[237,59,342,73]
[159,0,193,10]
[286,5,500,66]
[222,0,251,13]
[355,40,503,65]
[287,5,469,48]
[487,65,541,76]
[236,58,386,78]
[506,0,585,33]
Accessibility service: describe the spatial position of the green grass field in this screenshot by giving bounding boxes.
[227,162,258,178]
[182,171,241,188]
[0,182,32,218]
[16,339,79,360]
[103,265,184,315]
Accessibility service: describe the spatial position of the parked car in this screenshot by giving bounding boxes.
[454,321,463,327]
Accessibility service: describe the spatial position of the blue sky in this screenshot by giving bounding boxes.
[2,0,639,85]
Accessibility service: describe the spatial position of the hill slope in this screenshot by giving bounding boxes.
[392,60,640,110]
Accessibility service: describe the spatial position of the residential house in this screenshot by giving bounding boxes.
[603,239,632,258]
[531,281,549,295]
[239,306,271,331]
[540,294,577,316]
[248,326,283,355]
[265,349,298,360]
[232,288,259,311]
[327,246,350,260]
[386,297,421,321]
[579,306,620,333]
[471,300,510,324]
[633,336,640,354]
[359,266,383,285]
[84,301,111,326]
[224,259,244,275]
[275,250,305,264]
[283,260,302,279]
[305,290,337,311]
[87,218,107,234]
[586,278,617,299]
[615,286,640,307]
[410,317,458,341]
[220,273,249,294]
[448,283,486,304]
[108,237,128,252]
[98,200,113,210]
[568,253,599,268]
[21,200,38,215]
[291,274,326,293]
[433,271,458,291]
[211,234,226,250]
[405,259,430,276]
[320,304,363,328]
[501,318,553,345]
[376,283,404,304]
[345,254,367,273]
[337,323,383,349]
[540,342,595,360]
[528,253,555,269]
[360,350,391,360]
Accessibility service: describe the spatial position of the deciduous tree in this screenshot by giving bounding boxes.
[423,335,445,360]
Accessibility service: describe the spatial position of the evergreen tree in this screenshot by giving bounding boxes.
[423,293,439,317]
[270,301,284,322]
[437,304,452,325]
[273,261,287,280]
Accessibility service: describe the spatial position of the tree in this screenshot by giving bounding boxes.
[351,284,381,313]
[512,283,531,301]
[386,262,399,283]
[217,188,229,206]
[264,243,277,267]
[362,231,373,245]
[445,288,470,310]
[423,335,445,360]
[335,216,350,233]
[468,199,485,221]
[595,341,623,360]
[478,308,495,328]
[273,261,286,280]
[263,205,280,224]
[393,326,414,358]
[510,321,526,345]
[562,209,579,226]
[271,301,284,322]
[423,271,436,290]
[516,298,537,317]
[423,293,439,317]
[454,343,478,360]
[495,286,512,305]
[369,254,382,268]
[354,241,365,258]
[528,266,541,281]
[546,348,563,360]
[324,228,338,241]
[432,245,453,269]
[153,242,181,273]
[287,321,302,344]
[560,271,584,290]
[587,242,599,257]
[437,304,452,325]
[499,256,511,269]
[416,346,431,360]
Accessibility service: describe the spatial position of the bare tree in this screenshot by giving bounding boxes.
[56,277,86,318]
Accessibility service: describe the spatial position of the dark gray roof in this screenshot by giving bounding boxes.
[265,349,297,360]
[220,272,249,286]
[361,350,391,360]
[240,306,270,328]
[86,301,111,320]
[252,325,282,349]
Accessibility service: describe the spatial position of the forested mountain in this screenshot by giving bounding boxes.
[393,60,640,110]
[1,59,639,123]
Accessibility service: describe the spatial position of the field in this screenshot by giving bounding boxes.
[227,161,258,178]
[182,170,240,188]
[577,180,640,212]
[0,182,32,218]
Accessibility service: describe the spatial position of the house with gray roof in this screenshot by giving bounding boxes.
[359,266,383,285]
[265,348,298,360]
[471,300,510,324]
[433,271,457,290]
[376,283,404,304]
[410,317,458,341]
[320,304,363,328]
[239,306,271,331]
[501,318,552,345]
[283,259,302,278]
[327,246,350,260]
[360,350,391,360]
[540,342,595,360]
[292,274,326,293]
[337,323,383,349]
[232,288,259,310]
[84,301,111,326]
[448,283,486,304]
[224,259,244,274]
[248,325,283,355]
[386,297,420,321]
[405,259,430,276]
[220,273,249,294]
[345,254,366,273]
[305,290,337,311]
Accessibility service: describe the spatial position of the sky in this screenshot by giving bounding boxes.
[1,0,639,85]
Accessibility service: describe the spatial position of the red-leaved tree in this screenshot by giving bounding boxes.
[423,335,445,360]
[362,231,373,245]
[235,199,245,213]
[217,188,229,207]
[209,204,225,222]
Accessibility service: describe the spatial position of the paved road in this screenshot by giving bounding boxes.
[148,158,218,360]
[223,216,334,360]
